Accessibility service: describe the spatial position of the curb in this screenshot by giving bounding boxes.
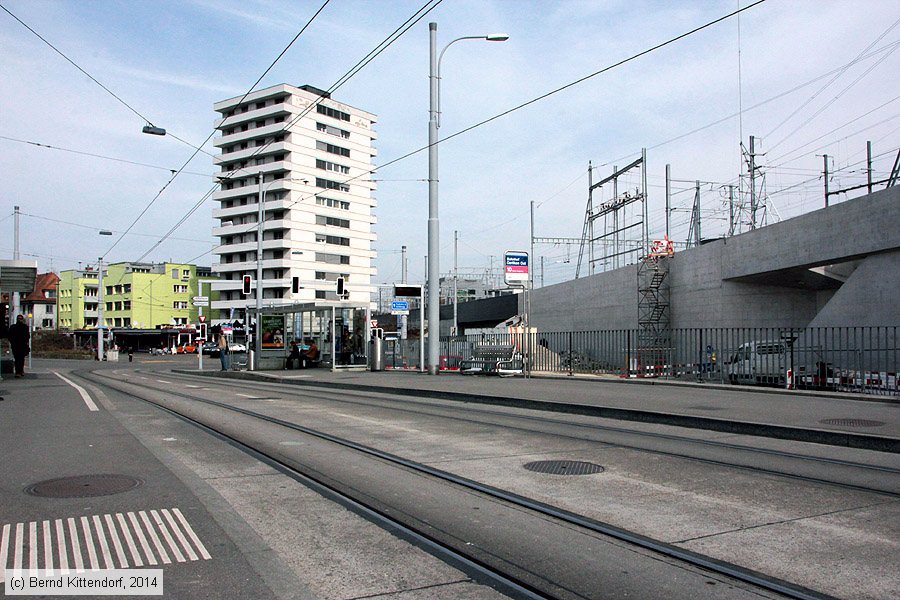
[178,369,900,454]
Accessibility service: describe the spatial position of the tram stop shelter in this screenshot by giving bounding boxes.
[0,260,38,308]
[250,301,372,371]
[1,260,38,378]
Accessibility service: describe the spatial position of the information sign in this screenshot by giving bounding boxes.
[504,251,529,285]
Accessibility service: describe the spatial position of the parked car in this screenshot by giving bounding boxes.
[176,343,197,354]
[229,343,247,353]
[201,342,219,357]
[727,340,791,386]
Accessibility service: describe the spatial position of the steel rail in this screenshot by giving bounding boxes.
[84,368,837,600]
[154,369,900,497]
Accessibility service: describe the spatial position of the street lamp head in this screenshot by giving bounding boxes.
[142,124,167,136]
[485,33,509,41]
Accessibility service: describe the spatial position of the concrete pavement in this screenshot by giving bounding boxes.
[190,366,900,453]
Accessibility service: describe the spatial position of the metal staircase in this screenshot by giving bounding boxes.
[636,254,671,375]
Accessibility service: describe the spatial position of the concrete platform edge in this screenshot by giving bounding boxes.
[176,370,900,454]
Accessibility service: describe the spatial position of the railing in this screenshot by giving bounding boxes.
[438,327,899,397]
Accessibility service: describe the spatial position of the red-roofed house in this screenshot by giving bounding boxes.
[22,272,60,330]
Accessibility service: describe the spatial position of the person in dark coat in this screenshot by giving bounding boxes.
[7,315,30,378]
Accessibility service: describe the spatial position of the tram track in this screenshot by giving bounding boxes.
[82,368,841,600]
[151,369,900,498]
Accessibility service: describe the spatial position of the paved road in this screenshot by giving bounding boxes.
[2,356,898,599]
[1,359,507,599]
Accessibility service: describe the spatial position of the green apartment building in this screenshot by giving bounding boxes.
[58,262,217,330]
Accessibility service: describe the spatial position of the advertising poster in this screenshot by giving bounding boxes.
[261,314,285,349]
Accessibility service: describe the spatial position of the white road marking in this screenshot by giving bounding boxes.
[235,393,256,398]
[105,514,129,568]
[92,515,114,569]
[184,385,201,389]
[28,521,37,571]
[117,512,143,567]
[150,510,184,563]
[0,524,9,577]
[173,508,211,560]
[13,522,23,572]
[67,517,84,572]
[138,511,171,564]
[161,509,197,561]
[53,372,99,411]
[80,516,99,570]
[127,512,156,566]
[334,412,422,433]
[55,518,69,574]
[0,510,211,583]
[42,520,53,575]
[156,379,173,384]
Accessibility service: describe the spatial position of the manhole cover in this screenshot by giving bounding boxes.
[819,418,885,428]
[524,460,605,476]
[25,475,143,498]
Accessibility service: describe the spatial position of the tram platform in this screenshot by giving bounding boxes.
[198,366,900,453]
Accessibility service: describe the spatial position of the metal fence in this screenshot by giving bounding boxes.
[437,326,899,396]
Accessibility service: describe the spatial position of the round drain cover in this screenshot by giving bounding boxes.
[25,475,143,498]
[818,418,885,428]
[524,460,604,476]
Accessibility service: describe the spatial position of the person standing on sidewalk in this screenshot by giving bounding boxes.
[217,332,230,371]
[7,315,30,378]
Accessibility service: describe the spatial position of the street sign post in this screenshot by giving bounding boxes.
[192,296,209,307]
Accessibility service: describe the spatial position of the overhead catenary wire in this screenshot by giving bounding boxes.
[18,211,212,244]
[100,0,332,261]
[601,39,900,169]
[762,16,900,145]
[0,2,212,157]
[765,17,900,153]
[0,135,213,177]
[135,0,444,258]
[249,0,769,256]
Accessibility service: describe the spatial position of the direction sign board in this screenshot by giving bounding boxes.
[192,295,209,307]
[504,251,529,285]
[390,300,410,316]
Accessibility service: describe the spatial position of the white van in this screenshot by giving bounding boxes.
[728,340,793,386]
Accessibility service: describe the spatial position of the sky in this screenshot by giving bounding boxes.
[1,0,898,288]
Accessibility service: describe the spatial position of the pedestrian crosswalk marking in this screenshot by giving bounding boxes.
[0,509,210,583]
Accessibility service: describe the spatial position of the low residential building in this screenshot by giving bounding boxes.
[21,272,60,330]
[58,262,217,330]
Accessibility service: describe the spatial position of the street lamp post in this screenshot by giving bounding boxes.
[255,172,265,370]
[427,21,508,375]
[96,229,113,361]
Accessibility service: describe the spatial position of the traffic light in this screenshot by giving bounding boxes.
[336,276,345,297]
[292,277,299,294]
[242,275,252,295]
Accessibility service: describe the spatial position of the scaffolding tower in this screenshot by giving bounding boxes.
[636,239,673,376]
